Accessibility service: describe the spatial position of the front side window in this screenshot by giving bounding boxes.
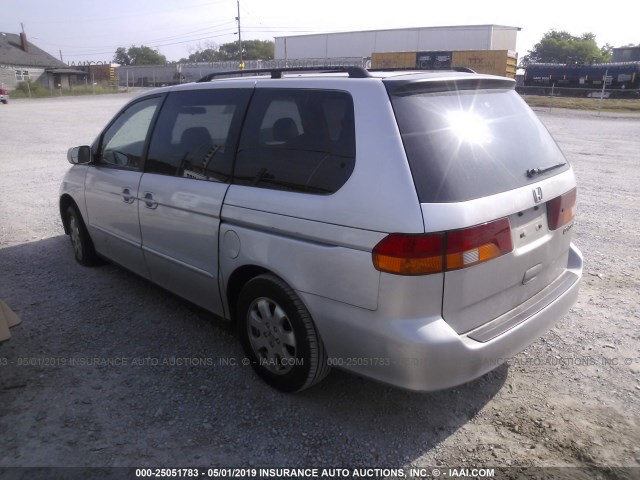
[99,96,163,170]
[145,88,252,182]
[234,89,356,194]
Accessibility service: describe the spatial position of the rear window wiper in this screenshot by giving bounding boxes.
[526,162,566,178]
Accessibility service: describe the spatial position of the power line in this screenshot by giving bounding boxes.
[37,21,238,51]
[63,31,237,56]
[136,21,237,44]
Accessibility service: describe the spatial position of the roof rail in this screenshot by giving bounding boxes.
[197,65,371,82]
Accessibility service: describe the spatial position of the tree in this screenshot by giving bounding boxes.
[181,48,219,63]
[113,45,167,65]
[221,39,275,61]
[599,43,614,61]
[179,40,274,63]
[520,30,612,67]
[113,47,130,66]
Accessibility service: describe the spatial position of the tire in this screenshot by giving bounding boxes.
[237,274,330,392]
[66,205,99,266]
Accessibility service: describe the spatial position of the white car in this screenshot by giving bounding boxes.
[60,67,582,392]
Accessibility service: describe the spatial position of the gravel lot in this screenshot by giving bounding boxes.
[0,94,639,477]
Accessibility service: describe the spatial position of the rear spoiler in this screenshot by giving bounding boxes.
[385,76,516,96]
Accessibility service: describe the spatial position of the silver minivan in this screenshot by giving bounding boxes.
[60,67,582,392]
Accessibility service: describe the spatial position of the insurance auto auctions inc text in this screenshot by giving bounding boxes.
[211,468,495,478]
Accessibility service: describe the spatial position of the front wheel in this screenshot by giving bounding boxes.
[66,205,99,266]
[237,274,330,392]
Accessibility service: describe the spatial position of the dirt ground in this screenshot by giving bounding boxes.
[0,94,639,478]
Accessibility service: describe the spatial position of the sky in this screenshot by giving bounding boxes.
[1,0,636,64]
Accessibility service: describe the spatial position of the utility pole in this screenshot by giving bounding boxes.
[598,68,609,117]
[59,50,63,62]
[236,0,244,69]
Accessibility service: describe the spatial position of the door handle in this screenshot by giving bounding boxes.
[143,192,158,209]
[121,187,135,204]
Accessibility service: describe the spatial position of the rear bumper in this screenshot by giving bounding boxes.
[303,242,583,391]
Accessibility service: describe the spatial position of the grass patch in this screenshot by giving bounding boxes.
[522,95,640,113]
[11,82,123,99]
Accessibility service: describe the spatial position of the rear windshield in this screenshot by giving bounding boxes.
[388,87,568,203]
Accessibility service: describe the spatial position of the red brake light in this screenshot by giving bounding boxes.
[372,218,513,275]
[372,233,444,275]
[547,188,576,230]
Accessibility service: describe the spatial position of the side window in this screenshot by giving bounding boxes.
[258,99,303,144]
[234,89,356,194]
[99,96,162,170]
[146,89,252,182]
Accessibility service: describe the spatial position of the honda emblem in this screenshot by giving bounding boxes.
[532,187,543,204]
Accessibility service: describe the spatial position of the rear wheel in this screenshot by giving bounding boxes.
[66,205,99,266]
[237,274,330,392]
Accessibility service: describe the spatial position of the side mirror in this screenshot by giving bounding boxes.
[67,145,92,165]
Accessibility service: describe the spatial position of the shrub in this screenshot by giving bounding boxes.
[15,81,45,95]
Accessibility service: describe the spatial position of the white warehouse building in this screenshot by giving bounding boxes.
[275,24,520,60]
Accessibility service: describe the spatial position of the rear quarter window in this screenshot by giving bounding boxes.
[234,89,356,195]
[388,87,568,203]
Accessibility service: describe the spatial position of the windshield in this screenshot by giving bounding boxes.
[388,88,568,203]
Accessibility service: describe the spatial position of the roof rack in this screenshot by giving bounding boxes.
[197,65,371,82]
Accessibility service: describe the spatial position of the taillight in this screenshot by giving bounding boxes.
[372,218,513,275]
[372,233,444,275]
[547,188,576,230]
[445,218,513,271]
